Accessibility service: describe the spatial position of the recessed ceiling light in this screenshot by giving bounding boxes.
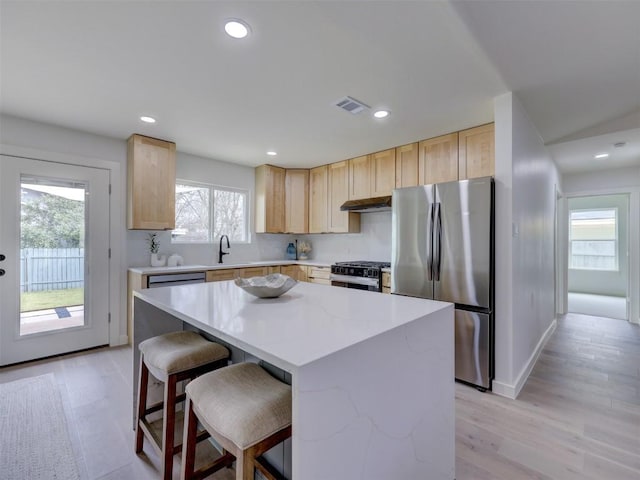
[266,151,277,156]
[140,116,156,124]
[373,110,389,119]
[224,19,250,39]
[594,153,609,159]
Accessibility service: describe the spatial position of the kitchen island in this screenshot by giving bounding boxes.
[133,280,454,479]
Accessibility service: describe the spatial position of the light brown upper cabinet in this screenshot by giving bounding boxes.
[458,123,495,180]
[395,142,419,188]
[418,132,459,185]
[370,148,396,196]
[328,161,360,233]
[309,165,328,233]
[348,155,371,200]
[127,134,176,230]
[255,164,285,233]
[285,169,309,234]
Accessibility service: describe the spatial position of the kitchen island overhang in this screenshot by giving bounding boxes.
[133,280,455,479]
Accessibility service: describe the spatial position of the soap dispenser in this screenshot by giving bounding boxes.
[286,242,297,260]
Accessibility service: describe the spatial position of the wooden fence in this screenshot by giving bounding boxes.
[20,248,84,292]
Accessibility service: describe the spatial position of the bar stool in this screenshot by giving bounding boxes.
[180,362,292,480]
[135,331,230,480]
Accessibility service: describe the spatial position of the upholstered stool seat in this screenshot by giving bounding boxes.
[139,331,229,380]
[135,331,229,480]
[180,362,292,480]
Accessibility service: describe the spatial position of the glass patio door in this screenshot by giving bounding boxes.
[0,156,110,365]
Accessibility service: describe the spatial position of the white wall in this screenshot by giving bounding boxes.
[493,93,561,398]
[562,166,640,324]
[305,211,392,263]
[127,150,291,267]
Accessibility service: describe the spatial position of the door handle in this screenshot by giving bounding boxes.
[427,204,435,281]
[0,269,5,276]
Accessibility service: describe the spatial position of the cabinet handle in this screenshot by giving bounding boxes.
[0,269,5,276]
[0,254,5,261]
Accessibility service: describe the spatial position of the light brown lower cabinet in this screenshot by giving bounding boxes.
[206,267,272,282]
[280,265,308,282]
[306,266,331,285]
[382,272,391,294]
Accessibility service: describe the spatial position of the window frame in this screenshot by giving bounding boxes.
[568,207,618,272]
[172,179,251,245]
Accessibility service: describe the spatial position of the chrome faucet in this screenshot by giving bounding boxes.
[218,235,230,264]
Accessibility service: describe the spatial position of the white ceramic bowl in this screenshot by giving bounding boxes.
[234,273,297,298]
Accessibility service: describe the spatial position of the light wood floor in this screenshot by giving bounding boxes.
[1,312,638,479]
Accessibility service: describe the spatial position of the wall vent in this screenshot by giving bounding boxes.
[334,96,370,115]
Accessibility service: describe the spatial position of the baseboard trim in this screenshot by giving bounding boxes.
[111,335,129,347]
[492,318,558,400]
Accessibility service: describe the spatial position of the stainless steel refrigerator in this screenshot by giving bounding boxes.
[391,176,494,390]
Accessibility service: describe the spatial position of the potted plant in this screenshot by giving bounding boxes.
[147,232,166,266]
[298,241,312,260]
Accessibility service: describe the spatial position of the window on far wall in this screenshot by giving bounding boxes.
[569,208,618,271]
[172,181,249,243]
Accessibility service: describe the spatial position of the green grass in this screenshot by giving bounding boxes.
[20,288,84,312]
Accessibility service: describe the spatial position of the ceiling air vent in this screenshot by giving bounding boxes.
[334,96,370,115]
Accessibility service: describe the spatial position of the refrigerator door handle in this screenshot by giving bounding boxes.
[434,202,442,281]
[427,203,435,281]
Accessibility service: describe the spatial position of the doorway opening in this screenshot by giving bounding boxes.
[19,177,87,335]
[567,194,629,320]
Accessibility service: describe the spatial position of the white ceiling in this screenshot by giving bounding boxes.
[1,1,639,174]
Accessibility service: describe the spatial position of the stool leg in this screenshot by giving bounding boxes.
[162,374,178,480]
[180,395,197,480]
[235,450,254,480]
[135,355,149,453]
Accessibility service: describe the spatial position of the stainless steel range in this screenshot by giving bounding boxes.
[330,261,391,292]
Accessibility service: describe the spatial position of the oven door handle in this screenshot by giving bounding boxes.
[329,274,379,287]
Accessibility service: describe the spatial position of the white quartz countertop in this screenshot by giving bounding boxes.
[129,260,331,275]
[133,281,451,372]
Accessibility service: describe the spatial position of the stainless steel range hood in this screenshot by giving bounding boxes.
[340,196,392,212]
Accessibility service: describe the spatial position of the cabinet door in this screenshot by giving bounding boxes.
[307,266,331,285]
[309,165,328,233]
[328,161,360,233]
[348,155,370,200]
[395,143,419,188]
[285,169,309,234]
[281,265,308,282]
[382,272,391,294]
[206,269,238,282]
[370,148,396,197]
[255,165,285,233]
[241,267,269,278]
[418,133,458,185]
[458,123,495,180]
[127,134,176,230]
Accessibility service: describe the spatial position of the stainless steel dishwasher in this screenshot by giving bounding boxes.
[146,271,206,288]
